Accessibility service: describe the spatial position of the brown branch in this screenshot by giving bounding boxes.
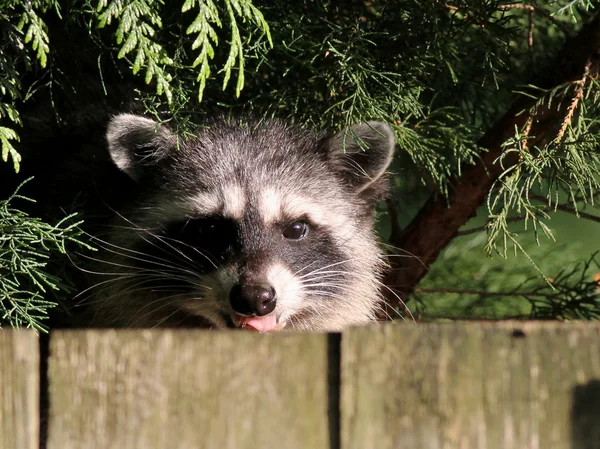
[497,3,574,37]
[383,16,600,311]
[442,2,574,36]
[456,193,600,237]
[414,287,557,298]
[442,3,459,12]
[530,193,600,224]
[528,1,536,70]
[413,313,530,321]
[556,59,591,141]
[456,215,527,237]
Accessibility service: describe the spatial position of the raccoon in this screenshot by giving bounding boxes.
[10,113,396,331]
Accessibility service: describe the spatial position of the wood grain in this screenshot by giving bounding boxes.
[47,330,332,449]
[0,331,39,449]
[341,322,600,449]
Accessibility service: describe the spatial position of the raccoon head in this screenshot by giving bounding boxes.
[95,114,395,331]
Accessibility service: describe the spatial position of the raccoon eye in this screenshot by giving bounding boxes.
[283,221,308,240]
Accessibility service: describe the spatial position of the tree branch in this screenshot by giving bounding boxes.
[456,215,526,237]
[530,193,600,224]
[383,15,600,312]
[497,3,573,37]
[414,287,557,298]
[442,2,574,36]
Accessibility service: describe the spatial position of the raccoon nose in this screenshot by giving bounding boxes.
[229,284,276,316]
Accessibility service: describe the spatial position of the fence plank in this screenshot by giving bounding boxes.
[0,331,39,449]
[341,322,600,449]
[47,330,332,449]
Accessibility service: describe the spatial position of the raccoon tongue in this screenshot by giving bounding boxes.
[238,315,278,332]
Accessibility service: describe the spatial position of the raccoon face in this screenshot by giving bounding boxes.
[94,114,395,331]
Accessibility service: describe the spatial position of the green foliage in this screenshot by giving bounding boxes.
[0,182,90,331]
[0,1,54,172]
[2,0,600,326]
[91,0,271,104]
[96,0,175,102]
[183,0,271,101]
[0,127,21,173]
[482,77,600,281]
[18,1,52,68]
[412,234,600,321]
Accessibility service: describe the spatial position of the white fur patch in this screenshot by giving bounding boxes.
[259,189,347,229]
[258,187,282,223]
[190,191,222,215]
[189,185,245,219]
[267,262,304,322]
[221,184,246,219]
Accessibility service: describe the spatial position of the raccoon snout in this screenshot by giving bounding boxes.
[229,284,277,317]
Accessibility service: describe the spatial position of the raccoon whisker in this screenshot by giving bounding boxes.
[133,229,215,272]
[171,304,227,329]
[77,277,206,308]
[75,269,212,306]
[304,289,362,302]
[379,243,428,269]
[302,269,377,282]
[298,281,348,287]
[88,233,203,274]
[298,270,357,280]
[295,260,355,278]
[295,253,382,278]
[383,253,426,258]
[87,230,178,263]
[125,291,215,328]
[372,301,407,323]
[143,230,219,271]
[81,286,189,309]
[371,280,416,323]
[77,252,202,282]
[155,235,221,270]
[64,250,129,277]
[146,296,225,329]
[73,273,150,302]
[103,210,217,271]
[303,303,328,321]
[77,232,206,280]
[80,248,199,281]
[151,308,190,329]
[297,273,349,282]
[299,269,416,323]
[127,299,180,328]
[293,259,322,276]
[314,272,416,323]
[299,285,349,292]
[84,228,205,277]
[297,279,348,288]
[303,290,363,308]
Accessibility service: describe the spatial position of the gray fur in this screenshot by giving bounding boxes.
[86,114,396,331]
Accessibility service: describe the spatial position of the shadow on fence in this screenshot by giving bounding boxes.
[572,380,600,449]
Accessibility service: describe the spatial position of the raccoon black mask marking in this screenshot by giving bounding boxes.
[84,114,395,331]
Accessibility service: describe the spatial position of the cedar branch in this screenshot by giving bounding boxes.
[384,15,600,312]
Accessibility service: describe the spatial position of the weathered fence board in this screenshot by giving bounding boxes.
[341,322,600,449]
[0,331,39,449]
[47,330,332,449]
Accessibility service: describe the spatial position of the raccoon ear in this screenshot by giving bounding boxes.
[106,114,176,181]
[327,121,395,195]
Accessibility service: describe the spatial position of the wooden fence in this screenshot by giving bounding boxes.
[2,322,600,449]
